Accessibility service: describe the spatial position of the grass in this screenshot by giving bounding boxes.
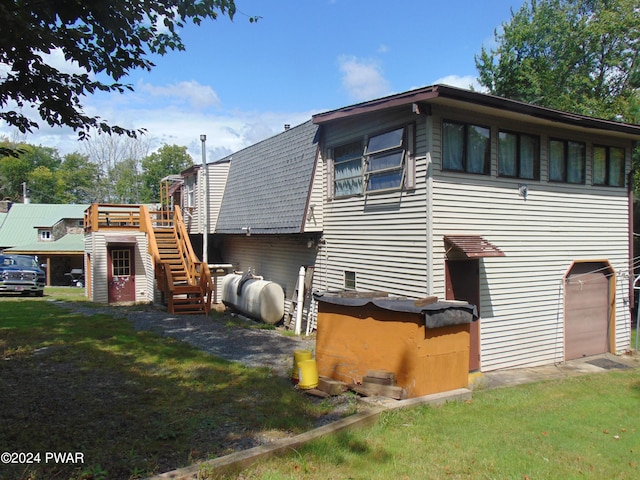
[0,288,332,480]
[237,369,640,480]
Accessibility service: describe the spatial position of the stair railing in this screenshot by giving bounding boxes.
[140,204,212,313]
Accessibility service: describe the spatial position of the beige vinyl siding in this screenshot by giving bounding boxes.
[219,234,320,315]
[304,156,324,232]
[430,107,632,371]
[85,232,152,305]
[315,109,429,297]
[207,161,230,233]
[183,173,200,235]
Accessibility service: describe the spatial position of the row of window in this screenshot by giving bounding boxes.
[330,121,626,199]
[442,120,626,187]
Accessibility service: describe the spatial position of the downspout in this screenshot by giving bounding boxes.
[629,144,638,318]
[425,114,434,295]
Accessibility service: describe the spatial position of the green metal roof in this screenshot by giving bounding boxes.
[4,233,85,254]
[0,203,89,249]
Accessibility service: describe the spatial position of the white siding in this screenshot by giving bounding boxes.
[85,231,153,305]
[304,156,324,233]
[183,172,200,234]
[315,109,429,297]
[220,234,320,315]
[429,106,633,371]
[207,161,230,233]
[316,102,634,372]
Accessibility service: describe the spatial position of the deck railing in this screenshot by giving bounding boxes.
[84,204,143,232]
[86,203,212,313]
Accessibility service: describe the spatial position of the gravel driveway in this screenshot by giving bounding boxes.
[55,301,317,378]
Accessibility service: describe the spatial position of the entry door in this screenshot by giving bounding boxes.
[107,246,135,303]
[565,262,610,360]
[445,259,480,371]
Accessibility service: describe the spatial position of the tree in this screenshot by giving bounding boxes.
[475,0,640,122]
[0,1,252,155]
[0,142,61,201]
[82,133,150,203]
[111,157,143,204]
[55,152,101,204]
[140,145,194,203]
[28,165,57,203]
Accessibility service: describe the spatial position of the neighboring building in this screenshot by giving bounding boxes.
[181,159,231,260]
[0,203,89,285]
[190,84,640,373]
[213,120,322,307]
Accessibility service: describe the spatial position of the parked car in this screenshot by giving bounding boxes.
[0,254,46,296]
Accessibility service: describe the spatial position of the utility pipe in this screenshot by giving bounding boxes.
[295,266,305,335]
[200,134,208,265]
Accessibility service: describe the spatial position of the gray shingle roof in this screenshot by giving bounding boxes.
[215,120,319,234]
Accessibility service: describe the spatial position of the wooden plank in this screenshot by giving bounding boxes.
[317,376,348,396]
[349,383,407,400]
[363,370,396,386]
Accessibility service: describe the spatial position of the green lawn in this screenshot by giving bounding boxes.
[0,289,331,480]
[237,369,640,480]
[2,289,638,480]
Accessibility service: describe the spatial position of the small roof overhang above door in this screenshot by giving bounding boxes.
[105,235,137,245]
[444,235,505,258]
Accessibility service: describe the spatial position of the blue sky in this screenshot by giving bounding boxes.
[1,0,526,161]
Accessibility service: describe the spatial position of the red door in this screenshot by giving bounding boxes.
[445,259,481,371]
[108,246,135,303]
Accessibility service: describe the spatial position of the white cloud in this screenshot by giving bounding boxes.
[0,85,315,163]
[40,48,89,76]
[338,55,391,102]
[138,80,221,109]
[432,74,485,92]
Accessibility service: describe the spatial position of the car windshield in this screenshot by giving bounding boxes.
[0,255,38,268]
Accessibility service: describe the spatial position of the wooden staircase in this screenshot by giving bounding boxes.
[140,185,212,314]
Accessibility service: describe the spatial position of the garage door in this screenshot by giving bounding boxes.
[565,261,611,360]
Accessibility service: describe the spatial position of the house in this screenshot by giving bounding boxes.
[0,203,89,285]
[196,84,640,373]
[208,120,322,307]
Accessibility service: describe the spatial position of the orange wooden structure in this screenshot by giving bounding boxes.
[315,295,475,398]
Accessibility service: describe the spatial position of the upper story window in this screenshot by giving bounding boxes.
[39,230,51,241]
[549,139,585,184]
[185,179,195,208]
[329,124,415,198]
[442,121,490,175]
[334,141,363,197]
[593,145,625,187]
[498,130,540,180]
[365,127,407,193]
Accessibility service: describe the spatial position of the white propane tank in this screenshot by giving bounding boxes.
[221,273,285,324]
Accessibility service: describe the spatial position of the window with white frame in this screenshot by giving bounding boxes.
[185,178,195,208]
[442,120,490,175]
[593,145,625,187]
[549,139,585,184]
[498,130,540,180]
[39,229,51,241]
[344,271,356,289]
[329,124,414,198]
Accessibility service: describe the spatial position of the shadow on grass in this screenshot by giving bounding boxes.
[0,299,324,480]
